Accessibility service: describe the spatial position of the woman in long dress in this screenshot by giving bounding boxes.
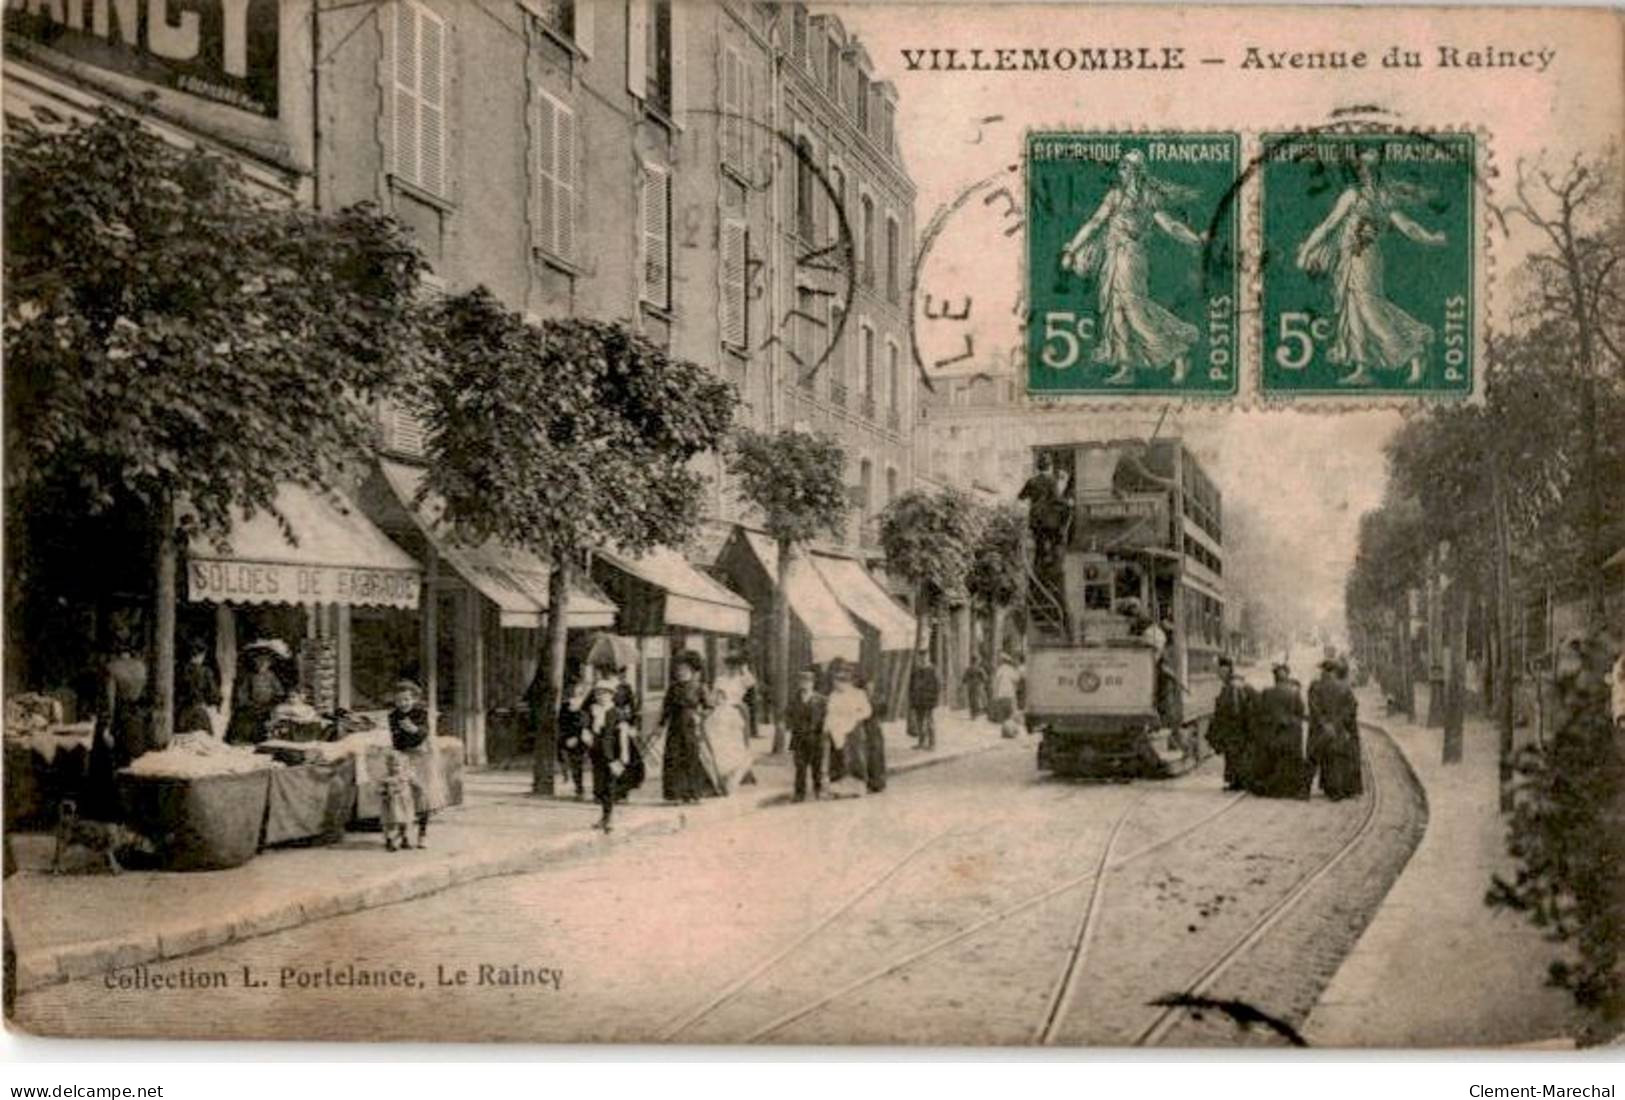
[661,651,719,804]
[85,617,151,821]
[1060,150,1207,385]
[1295,151,1447,385]
[824,659,874,797]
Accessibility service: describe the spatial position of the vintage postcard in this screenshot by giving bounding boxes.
[3,0,1623,1051]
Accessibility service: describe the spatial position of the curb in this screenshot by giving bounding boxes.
[14,735,1018,999]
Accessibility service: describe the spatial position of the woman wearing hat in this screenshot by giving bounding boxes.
[660,650,717,804]
[226,639,290,745]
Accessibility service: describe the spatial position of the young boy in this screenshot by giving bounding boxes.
[787,665,828,802]
[388,679,437,849]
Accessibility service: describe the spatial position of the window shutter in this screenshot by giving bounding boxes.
[626,0,648,99]
[535,92,556,252]
[720,47,742,170]
[556,103,577,261]
[721,219,746,348]
[391,2,447,199]
[573,0,594,56]
[392,2,420,185]
[382,400,428,458]
[641,164,670,307]
[418,7,446,196]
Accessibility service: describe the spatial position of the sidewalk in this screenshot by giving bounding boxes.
[1301,685,1587,1048]
[5,708,1011,1000]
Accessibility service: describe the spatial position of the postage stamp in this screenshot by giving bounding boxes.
[1259,131,1476,396]
[1025,131,1240,397]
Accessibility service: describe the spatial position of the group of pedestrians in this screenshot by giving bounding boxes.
[1207,655,1364,801]
[788,657,888,802]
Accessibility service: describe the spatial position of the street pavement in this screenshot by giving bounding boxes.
[6,707,1009,1000]
[1302,684,1587,1048]
[14,721,1424,1045]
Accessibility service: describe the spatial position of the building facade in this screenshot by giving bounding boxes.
[4,0,920,756]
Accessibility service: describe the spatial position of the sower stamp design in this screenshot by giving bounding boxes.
[1260,132,1475,396]
[1026,132,1240,396]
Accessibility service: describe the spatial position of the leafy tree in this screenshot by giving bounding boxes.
[965,502,1025,670]
[4,108,427,742]
[729,428,848,750]
[410,290,735,793]
[878,487,984,699]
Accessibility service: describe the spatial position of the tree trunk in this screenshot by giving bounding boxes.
[1491,455,1517,811]
[532,556,570,795]
[770,537,792,756]
[1425,552,1446,729]
[1395,601,1415,720]
[903,581,926,725]
[1442,554,1466,765]
[150,491,177,750]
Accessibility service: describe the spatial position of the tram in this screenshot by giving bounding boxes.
[1023,436,1227,778]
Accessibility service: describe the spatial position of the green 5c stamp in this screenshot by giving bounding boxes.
[1026,132,1239,396]
[1261,132,1475,395]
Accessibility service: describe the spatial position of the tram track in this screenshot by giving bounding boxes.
[1131,735,1384,1046]
[658,722,1414,1048]
[722,788,1248,1043]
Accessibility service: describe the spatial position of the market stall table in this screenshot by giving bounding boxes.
[4,723,94,827]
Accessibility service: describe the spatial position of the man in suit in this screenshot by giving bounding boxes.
[787,665,829,802]
[909,653,941,750]
[1209,656,1252,791]
[1256,662,1309,799]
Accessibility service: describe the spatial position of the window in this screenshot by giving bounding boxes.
[390,0,448,199]
[720,219,747,348]
[643,636,669,695]
[792,6,808,67]
[860,194,875,286]
[795,135,814,241]
[828,163,845,242]
[885,215,900,303]
[859,459,873,514]
[825,38,841,97]
[887,339,899,410]
[645,0,673,115]
[861,322,875,399]
[855,68,869,129]
[886,466,898,505]
[795,287,815,370]
[829,303,846,392]
[720,46,745,172]
[527,0,582,46]
[535,90,577,262]
[883,100,896,153]
[640,162,671,308]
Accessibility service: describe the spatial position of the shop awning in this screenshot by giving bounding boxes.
[810,553,917,651]
[741,531,861,664]
[379,462,616,630]
[186,484,421,609]
[596,546,751,635]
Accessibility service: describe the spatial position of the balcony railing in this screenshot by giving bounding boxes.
[829,383,848,409]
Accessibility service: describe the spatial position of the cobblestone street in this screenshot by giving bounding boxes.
[14,728,1424,1045]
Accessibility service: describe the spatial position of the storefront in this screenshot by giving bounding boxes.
[184,482,423,733]
[808,552,917,719]
[715,528,862,705]
[362,462,618,766]
[591,546,752,730]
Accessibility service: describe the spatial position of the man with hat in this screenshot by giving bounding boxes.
[908,651,941,751]
[1209,656,1254,791]
[1255,662,1308,798]
[786,663,828,802]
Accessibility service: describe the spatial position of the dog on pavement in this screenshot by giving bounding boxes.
[51,800,149,875]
